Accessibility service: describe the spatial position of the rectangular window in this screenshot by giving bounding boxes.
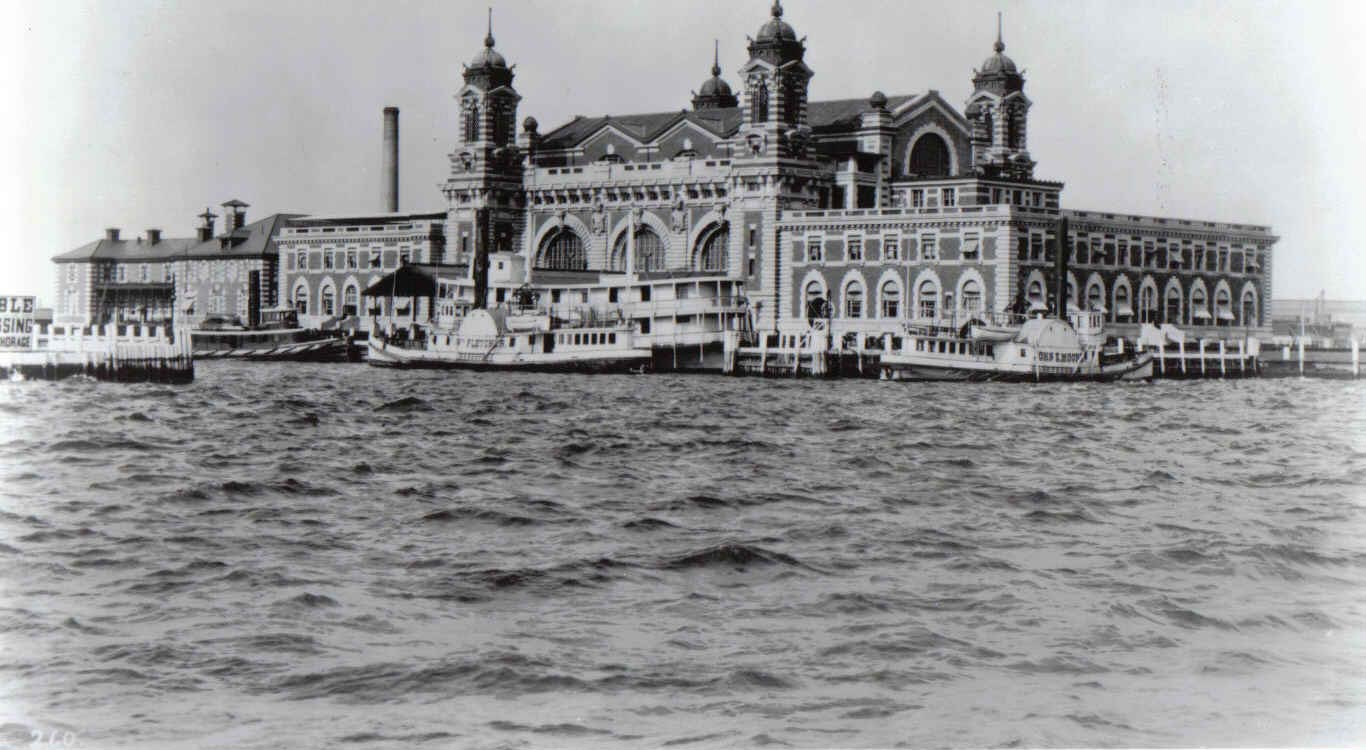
[347,251,358,270]
[882,233,899,261]
[748,227,757,247]
[1030,233,1044,261]
[941,188,956,208]
[807,234,823,262]
[400,250,411,265]
[910,189,924,208]
[323,251,335,270]
[140,264,148,281]
[847,235,863,262]
[117,266,126,282]
[920,234,937,261]
[962,234,980,260]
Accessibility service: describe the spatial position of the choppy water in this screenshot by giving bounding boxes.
[1,364,1364,749]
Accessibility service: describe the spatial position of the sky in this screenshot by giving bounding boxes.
[3,0,1364,305]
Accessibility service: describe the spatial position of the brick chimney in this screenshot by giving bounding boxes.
[105,228,120,241]
[147,228,162,245]
[383,107,399,212]
[221,199,249,233]
[197,208,217,242]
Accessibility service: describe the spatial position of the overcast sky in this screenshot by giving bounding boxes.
[3,0,1363,303]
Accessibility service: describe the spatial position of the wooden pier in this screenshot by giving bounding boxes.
[0,323,194,383]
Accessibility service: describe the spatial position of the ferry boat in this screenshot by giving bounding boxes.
[367,307,650,372]
[190,307,358,362]
[880,310,1154,383]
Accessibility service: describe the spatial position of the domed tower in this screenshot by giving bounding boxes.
[693,41,739,110]
[457,10,520,149]
[444,10,526,309]
[965,14,1034,179]
[737,0,814,159]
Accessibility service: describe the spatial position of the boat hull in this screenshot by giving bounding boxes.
[366,338,650,373]
[882,352,1154,383]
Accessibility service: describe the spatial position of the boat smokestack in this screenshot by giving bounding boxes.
[1055,215,1069,320]
[383,107,399,213]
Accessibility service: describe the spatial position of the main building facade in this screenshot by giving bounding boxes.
[426,1,1274,341]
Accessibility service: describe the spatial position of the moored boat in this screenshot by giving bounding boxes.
[367,307,651,372]
[881,311,1153,383]
[190,307,359,362]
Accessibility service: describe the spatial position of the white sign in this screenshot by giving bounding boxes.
[0,295,36,350]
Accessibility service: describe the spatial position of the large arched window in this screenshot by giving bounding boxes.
[844,280,864,319]
[918,279,938,320]
[961,279,983,317]
[1006,108,1022,149]
[908,133,952,177]
[1241,288,1258,327]
[343,284,359,317]
[611,226,666,273]
[1139,285,1158,324]
[537,229,587,271]
[293,282,309,315]
[1164,285,1182,325]
[463,98,480,142]
[320,284,336,317]
[880,280,901,319]
[694,224,729,273]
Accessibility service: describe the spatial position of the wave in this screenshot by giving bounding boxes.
[659,542,808,571]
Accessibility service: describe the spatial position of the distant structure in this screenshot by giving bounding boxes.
[53,3,1276,340]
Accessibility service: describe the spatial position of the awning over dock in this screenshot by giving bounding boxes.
[362,263,463,299]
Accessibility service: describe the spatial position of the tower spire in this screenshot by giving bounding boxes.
[772,0,783,18]
[712,39,721,76]
[994,11,1004,53]
[485,7,495,48]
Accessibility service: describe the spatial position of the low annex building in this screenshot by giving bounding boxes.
[52,201,298,329]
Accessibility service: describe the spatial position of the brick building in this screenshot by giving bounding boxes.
[434,2,1274,340]
[52,201,296,329]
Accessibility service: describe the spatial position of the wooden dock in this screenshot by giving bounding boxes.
[0,323,194,383]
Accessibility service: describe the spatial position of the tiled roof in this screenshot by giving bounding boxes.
[538,94,923,149]
[53,213,303,263]
[52,236,200,263]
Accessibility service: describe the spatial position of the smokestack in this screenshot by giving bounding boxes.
[105,228,120,241]
[1055,215,1070,320]
[197,207,217,242]
[383,107,399,212]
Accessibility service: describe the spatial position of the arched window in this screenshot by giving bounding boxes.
[1241,289,1258,327]
[961,279,982,317]
[1140,285,1158,324]
[918,279,938,320]
[880,280,901,318]
[804,280,827,319]
[844,280,864,319]
[537,229,587,271]
[611,226,666,273]
[320,285,335,317]
[463,99,480,142]
[1190,286,1208,325]
[908,133,952,177]
[1214,288,1232,326]
[753,81,769,123]
[1086,281,1105,312]
[343,284,359,317]
[1006,106,1022,149]
[1027,278,1045,312]
[1114,283,1132,320]
[694,224,729,273]
[293,282,309,315]
[1164,285,1182,324]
